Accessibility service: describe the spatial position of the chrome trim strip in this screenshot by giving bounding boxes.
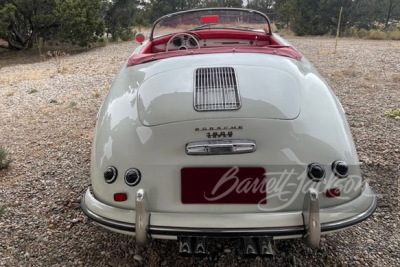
[149,225,305,237]
[80,187,376,237]
[148,193,376,236]
[186,139,256,155]
[80,194,135,232]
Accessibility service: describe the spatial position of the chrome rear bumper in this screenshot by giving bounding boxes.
[81,183,376,247]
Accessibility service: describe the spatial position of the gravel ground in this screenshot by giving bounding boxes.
[0,37,399,266]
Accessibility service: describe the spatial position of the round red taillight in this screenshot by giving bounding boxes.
[135,33,145,43]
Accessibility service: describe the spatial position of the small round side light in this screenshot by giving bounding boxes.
[332,160,349,178]
[125,168,141,186]
[104,166,118,184]
[307,163,326,182]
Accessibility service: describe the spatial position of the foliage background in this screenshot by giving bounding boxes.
[0,0,399,50]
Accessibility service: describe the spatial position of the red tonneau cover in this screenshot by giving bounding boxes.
[127,46,302,67]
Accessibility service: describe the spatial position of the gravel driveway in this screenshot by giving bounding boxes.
[0,37,399,266]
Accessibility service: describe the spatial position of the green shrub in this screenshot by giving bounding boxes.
[357,29,369,38]
[388,29,400,40]
[368,29,386,40]
[344,25,400,40]
[120,29,136,42]
[0,146,13,170]
[385,108,400,119]
[0,205,6,216]
[344,27,358,37]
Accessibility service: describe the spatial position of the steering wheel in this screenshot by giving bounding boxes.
[166,33,200,52]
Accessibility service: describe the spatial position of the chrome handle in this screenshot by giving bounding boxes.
[186,139,256,155]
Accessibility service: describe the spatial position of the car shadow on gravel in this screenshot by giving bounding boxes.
[70,225,366,266]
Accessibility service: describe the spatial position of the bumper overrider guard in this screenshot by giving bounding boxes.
[81,184,377,248]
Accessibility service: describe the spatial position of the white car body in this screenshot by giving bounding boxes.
[81,8,376,255]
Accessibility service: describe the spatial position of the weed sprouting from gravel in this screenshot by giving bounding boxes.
[0,205,7,216]
[6,90,15,97]
[0,145,13,169]
[47,50,70,73]
[92,91,100,98]
[385,108,400,119]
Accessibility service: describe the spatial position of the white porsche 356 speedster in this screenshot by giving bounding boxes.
[81,8,376,256]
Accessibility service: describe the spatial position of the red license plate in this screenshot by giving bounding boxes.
[181,167,266,204]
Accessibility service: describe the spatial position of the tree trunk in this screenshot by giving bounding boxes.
[385,0,394,30]
[7,39,23,50]
[5,23,34,50]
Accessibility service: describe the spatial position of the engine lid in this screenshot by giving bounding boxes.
[138,65,301,126]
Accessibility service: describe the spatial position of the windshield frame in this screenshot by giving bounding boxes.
[150,8,272,41]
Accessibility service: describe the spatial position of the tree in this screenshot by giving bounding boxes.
[247,0,274,12]
[202,0,243,7]
[318,0,353,34]
[344,0,399,30]
[0,3,17,49]
[289,0,326,35]
[384,0,399,29]
[103,0,139,41]
[0,0,104,50]
[275,0,358,36]
[55,0,104,46]
[274,0,295,29]
[0,0,59,49]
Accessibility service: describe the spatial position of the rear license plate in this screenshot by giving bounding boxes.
[181,167,266,204]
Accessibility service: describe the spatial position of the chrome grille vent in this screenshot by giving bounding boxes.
[194,67,241,111]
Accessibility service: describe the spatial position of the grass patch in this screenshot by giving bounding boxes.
[92,91,101,98]
[0,69,49,84]
[345,27,400,40]
[69,101,77,107]
[275,27,294,37]
[392,74,400,83]
[385,108,400,119]
[0,146,13,170]
[0,205,6,217]
[6,90,15,97]
[0,40,108,69]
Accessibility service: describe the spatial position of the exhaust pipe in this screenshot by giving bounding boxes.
[243,237,258,257]
[194,237,208,256]
[257,237,274,258]
[178,237,193,257]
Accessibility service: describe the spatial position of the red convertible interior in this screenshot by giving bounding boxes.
[127,29,302,66]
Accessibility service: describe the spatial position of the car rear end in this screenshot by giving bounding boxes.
[81,52,376,256]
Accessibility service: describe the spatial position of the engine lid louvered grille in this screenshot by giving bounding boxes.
[194,67,241,111]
